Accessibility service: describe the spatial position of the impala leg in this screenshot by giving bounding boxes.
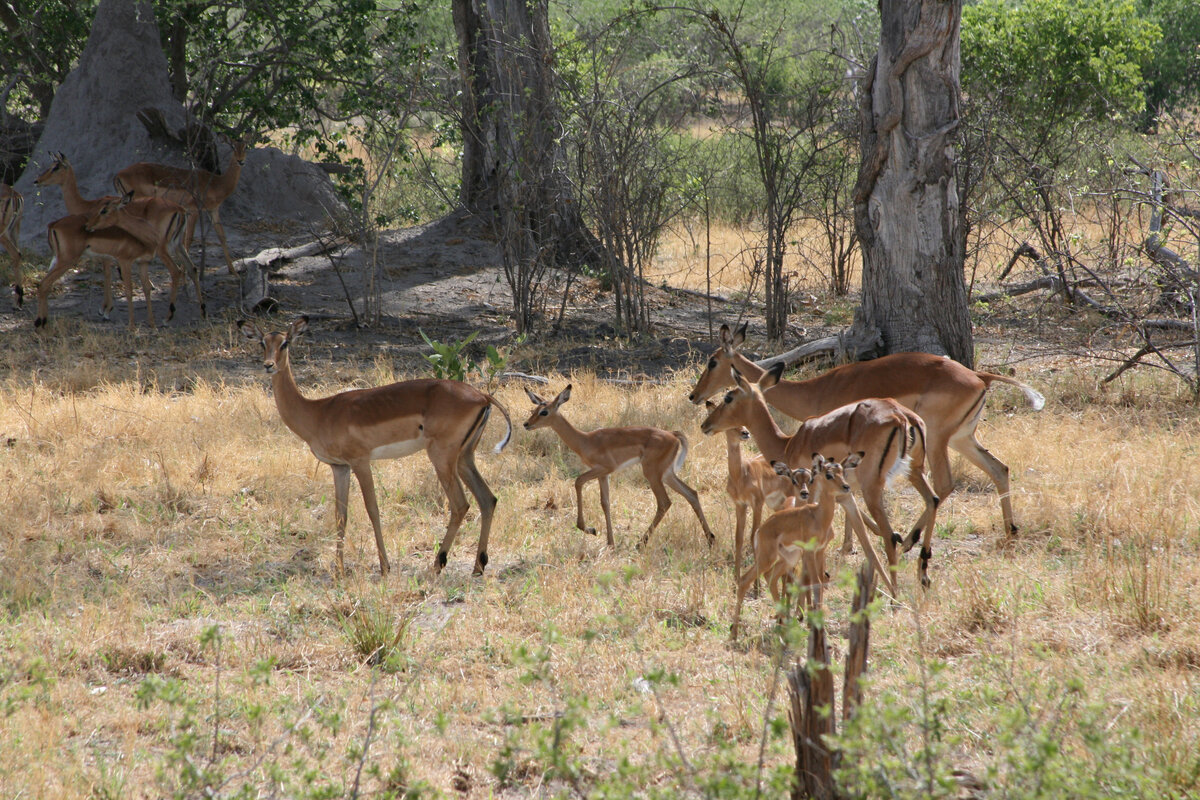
[664,471,715,547]
[597,475,614,546]
[35,253,75,328]
[173,242,206,316]
[99,259,116,321]
[2,231,20,308]
[157,249,184,322]
[431,445,471,575]
[459,449,497,576]
[135,258,156,329]
[861,481,900,580]
[573,467,608,538]
[638,469,673,550]
[748,499,764,598]
[330,464,352,577]
[210,208,237,275]
[841,495,895,595]
[732,554,766,640]
[733,501,748,584]
[351,462,390,576]
[950,428,1016,536]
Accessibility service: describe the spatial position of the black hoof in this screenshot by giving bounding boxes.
[891,532,903,546]
[585,527,597,536]
[200,303,208,318]
[12,285,23,307]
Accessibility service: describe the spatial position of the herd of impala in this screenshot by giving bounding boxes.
[0,138,246,329]
[240,317,1046,638]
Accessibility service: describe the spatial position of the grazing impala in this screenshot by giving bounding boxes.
[731,454,860,639]
[689,323,1045,536]
[115,138,247,275]
[1,184,21,307]
[701,364,941,587]
[240,317,512,577]
[523,385,716,550]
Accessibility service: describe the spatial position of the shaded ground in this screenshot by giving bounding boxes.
[3,209,806,378]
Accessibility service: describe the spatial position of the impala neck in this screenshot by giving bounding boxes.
[739,395,789,464]
[214,149,244,199]
[729,351,766,383]
[59,169,90,214]
[724,430,745,476]
[545,413,592,456]
[269,348,321,436]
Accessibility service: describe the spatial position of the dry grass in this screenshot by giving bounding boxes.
[1,325,1199,798]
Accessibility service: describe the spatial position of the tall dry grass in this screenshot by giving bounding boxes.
[0,327,1198,797]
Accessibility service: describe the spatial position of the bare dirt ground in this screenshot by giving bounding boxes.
[2,210,833,381]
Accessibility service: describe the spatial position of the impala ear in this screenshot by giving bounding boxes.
[525,387,546,406]
[288,316,309,338]
[237,319,263,341]
[553,384,572,407]
[704,399,716,410]
[759,361,785,390]
[719,323,733,347]
[120,189,135,206]
[730,366,752,393]
[733,322,747,347]
[845,452,864,468]
[772,460,790,476]
[811,453,827,470]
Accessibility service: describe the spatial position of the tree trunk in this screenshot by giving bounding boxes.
[452,0,600,271]
[851,0,973,367]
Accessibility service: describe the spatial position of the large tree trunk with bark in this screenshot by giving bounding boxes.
[453,0,599,271]
[851,0,973,367]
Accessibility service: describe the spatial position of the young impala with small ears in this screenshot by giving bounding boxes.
[731,453,860,639]
[240,317,512,577]
[523,385,715,550]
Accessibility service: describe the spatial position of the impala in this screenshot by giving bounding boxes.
[240,317,512,577]
[34,153,194,322]
[731,454,859,639]
[523,385,716,550]
[706,404,796,581]
[86,192,205,319]
[701,364,941,587]
[1,183,20,307]
[689,323,1045,536]
[37,213,177,330]
[115,138,247,275]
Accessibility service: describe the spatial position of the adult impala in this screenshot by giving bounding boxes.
[240,317,512,577]
[1,183,20,307]
[37,213,180,330]
[86,192,205,319]
[115,137,247,275]
[690,323,1045,536]
[523,385,716,550]
[35,153,197,322]
[701,364,941,587]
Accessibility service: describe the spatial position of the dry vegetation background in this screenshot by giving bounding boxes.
[1,302,1199,798]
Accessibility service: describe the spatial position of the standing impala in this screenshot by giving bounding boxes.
[1,184,20,307]
[689,323,1045,536]
[701,364,941,587]
[731,454,861,639]
[35,153,197,322]
[86,192,205,319]
[706,405,797,582]
[240,318,512,577]
[115,138,247,275]
[523,385,716,550]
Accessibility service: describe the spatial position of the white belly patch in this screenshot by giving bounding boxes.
[370,437,427,460]
[613,456,641,473]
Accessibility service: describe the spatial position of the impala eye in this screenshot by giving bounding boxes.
[539,409,548,416]
[724,393,733,404]
[708,358,717,370]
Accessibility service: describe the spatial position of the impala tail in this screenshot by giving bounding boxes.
[489,395,513,454]
[672,431,689,472]
[979,372,1046,411]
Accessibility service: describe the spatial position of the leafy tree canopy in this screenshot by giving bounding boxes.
[1139,0,1200,120]
[962,0,1161,125]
